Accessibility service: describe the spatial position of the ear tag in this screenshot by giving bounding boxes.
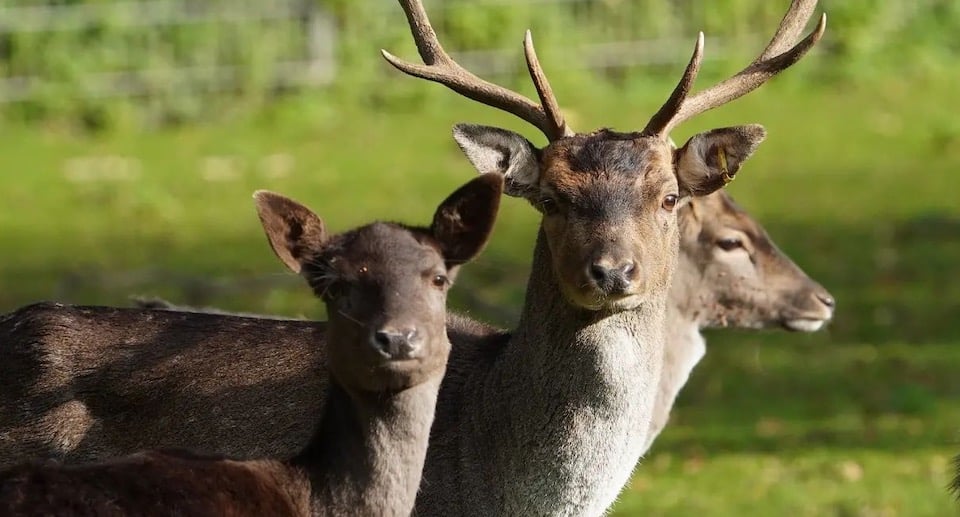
[718,147,734,185]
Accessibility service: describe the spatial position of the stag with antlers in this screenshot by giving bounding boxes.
[380,0,826,514]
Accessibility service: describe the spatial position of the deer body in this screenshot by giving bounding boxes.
[0,305,328,465]
[0,379,439,517]
[0,176,504,517]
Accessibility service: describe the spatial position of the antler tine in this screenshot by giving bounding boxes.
[381,0,565,141]
[757,0,820,62]
[523,30,572,138]
[646,1,826,137]
[642,32,704,136]
[669,13,826,132]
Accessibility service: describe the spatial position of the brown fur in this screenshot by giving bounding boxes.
[0,175,503,516]
[674,190,833,330]
[0,451,309,516]
[0,304,328,464]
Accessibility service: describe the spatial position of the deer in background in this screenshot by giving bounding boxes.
[0,0,826,514]
[648,189,833,452]
[0,175,503,517]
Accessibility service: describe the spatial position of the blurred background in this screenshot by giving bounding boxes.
[1,0,958,514]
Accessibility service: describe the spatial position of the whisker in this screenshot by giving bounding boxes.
[337,310,365,328]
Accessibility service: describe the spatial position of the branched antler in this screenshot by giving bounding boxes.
[381,0,571,141]
[643,0,827,137]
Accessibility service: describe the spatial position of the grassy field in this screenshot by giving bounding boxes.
[1,66,959,514]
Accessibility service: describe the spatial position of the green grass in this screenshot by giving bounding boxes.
[1,67,959,514]
[613,340,960,515]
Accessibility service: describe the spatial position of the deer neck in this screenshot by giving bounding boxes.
[660,252,713,414]
[291,374,441,517]
[664,253,711,379]
[642,283,709,454]
[461,226,669,516]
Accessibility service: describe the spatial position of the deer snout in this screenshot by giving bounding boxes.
[372,327,422,360]
[587,258,637,295]
[783,284,836,332]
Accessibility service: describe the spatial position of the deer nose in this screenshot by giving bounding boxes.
[587,259,636,294]
[372,327,421,360]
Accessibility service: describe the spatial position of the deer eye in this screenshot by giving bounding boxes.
[431,274,449,288]
[661,194,679,212]
[717,237,744,251]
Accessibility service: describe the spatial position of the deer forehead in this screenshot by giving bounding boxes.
[540,133,676,197]
[320,224,444,278]
[692,193,763,240]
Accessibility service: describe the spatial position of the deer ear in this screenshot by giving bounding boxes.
[453,123,540,199]
[253,190,327,274]
[674,124,766,197]
[430,173,504,268]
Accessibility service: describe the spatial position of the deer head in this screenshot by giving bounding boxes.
[253,174,503,391]
[382,0,825,311]
[675,191,835,331]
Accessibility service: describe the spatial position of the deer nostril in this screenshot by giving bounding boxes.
[372,328,420,359]
[588,260,634,293]
[401,329,421,353]
[373,330,393,350]
[589,263,610,284]
[816,292,836,309]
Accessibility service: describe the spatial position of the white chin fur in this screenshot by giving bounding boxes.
[784,318,826,332]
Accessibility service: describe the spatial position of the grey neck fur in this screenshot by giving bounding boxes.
[419,227,668,516]
[643,247,712,453]
[293,376,442,517]
[644,304,705,454]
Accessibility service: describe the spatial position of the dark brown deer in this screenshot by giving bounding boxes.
[0,174,503,517]
[0,0,825,514]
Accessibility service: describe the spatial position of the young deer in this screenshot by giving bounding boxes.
[0,0,826,514]
[0,174,503,517]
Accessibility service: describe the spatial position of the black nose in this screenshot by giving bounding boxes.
[815,291,835,309]
[588,260,636,293]
[372,328,421,360]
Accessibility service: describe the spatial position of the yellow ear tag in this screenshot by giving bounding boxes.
[718,147,734,185]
